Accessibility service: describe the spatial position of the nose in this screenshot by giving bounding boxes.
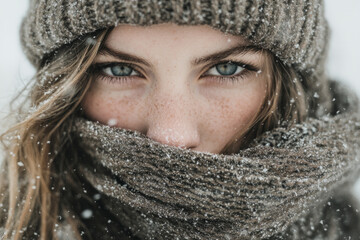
[145,93,201,150]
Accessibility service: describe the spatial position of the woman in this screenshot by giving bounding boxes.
[1,0,360,239]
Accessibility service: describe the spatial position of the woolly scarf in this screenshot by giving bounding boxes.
[72,84,360,239]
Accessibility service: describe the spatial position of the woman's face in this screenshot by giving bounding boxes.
[82,23,269,154]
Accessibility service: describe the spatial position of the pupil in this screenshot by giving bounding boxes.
[216,63,237,75]
[111,65,132,76]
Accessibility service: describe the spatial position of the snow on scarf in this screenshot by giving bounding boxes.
[72,83,360,239]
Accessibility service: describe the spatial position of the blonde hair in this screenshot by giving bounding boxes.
[1,28,306,239]
[0,29,110,240]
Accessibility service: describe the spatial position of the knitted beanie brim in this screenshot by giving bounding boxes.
[20,0,328,75]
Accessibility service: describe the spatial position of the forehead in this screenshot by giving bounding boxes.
[104,23,248,54]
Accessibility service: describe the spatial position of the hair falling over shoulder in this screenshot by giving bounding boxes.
[0,29,110,240]
[0,28,307,239]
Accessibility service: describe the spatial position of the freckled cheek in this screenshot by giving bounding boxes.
[81,89,146,129]
[204,91,265,138]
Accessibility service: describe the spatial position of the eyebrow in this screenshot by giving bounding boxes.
[98,44,262,67]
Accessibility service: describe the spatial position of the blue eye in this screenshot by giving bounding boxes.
[207,62,244,76]
[102,64,137,77]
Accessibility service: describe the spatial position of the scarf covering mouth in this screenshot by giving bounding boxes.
[73,112,360,239]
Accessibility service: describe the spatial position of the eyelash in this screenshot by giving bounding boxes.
[92,62,142,85]
[202,61,256,84]
[91,61,258,85]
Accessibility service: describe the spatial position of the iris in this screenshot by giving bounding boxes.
[215,63,238,75]
[109,65,133,76]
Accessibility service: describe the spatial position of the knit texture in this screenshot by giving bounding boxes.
[21,0,328,74]
[72,81,360,239]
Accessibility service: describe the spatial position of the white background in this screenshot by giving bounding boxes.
[1,1,360,197]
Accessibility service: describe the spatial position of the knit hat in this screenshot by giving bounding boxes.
[20,0,330,114]
[21,0,328,69]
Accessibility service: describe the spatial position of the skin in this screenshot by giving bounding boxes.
[81,23,269,154]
